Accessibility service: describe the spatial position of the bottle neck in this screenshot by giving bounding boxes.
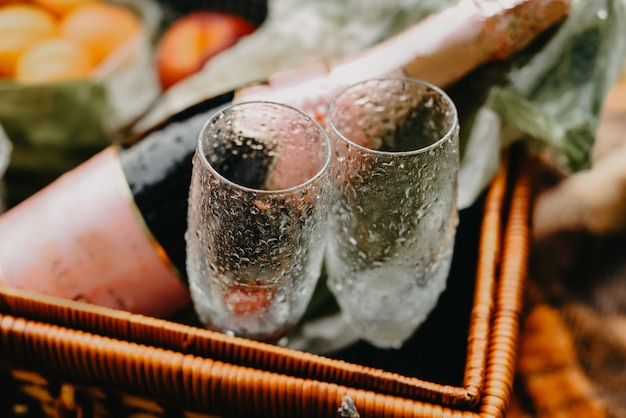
[120,90,235,279]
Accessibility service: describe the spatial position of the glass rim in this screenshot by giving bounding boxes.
[197,100,332,194]
[327,77,459,157]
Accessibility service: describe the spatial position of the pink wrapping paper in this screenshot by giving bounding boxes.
[0,146,190,317]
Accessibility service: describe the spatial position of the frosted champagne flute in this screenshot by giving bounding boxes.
[186,101,332,343]
[325,78,460,349]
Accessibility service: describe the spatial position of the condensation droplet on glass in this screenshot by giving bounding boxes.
[354,97,368,106]
[374,166,387,177]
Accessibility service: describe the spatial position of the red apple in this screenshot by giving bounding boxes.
[156,11,257,90]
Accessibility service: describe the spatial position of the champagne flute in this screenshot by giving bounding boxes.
[186,101,332,343]
[325,78,460,349]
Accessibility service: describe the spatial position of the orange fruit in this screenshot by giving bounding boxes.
[31,0,100,17]
[155,11,257,90]
[0,3,58,77]
[16,37,93,83]
[60,2,140,65]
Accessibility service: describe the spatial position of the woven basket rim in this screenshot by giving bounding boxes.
[0,148,532,417]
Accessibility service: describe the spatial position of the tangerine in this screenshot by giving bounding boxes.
[32,0,100,17]
[0,3,58,77]
[60,2,140,65]
[16,37,93,83]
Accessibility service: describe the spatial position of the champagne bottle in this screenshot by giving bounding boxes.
[0,0,565,318]
[0,91,234,318]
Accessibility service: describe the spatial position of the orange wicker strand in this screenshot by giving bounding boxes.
[463,153,509,406]
[480,150,532,418]
[0,285,470,404]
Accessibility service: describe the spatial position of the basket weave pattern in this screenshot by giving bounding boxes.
[0,149,532,417]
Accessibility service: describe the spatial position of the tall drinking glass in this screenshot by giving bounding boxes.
[186,101,332,343]
[325,78,460,349]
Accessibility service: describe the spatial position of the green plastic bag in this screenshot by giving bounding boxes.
[489,0,626,172]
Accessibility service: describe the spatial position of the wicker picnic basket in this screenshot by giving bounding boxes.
[0,0,539,415]
[0,144,533,418]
